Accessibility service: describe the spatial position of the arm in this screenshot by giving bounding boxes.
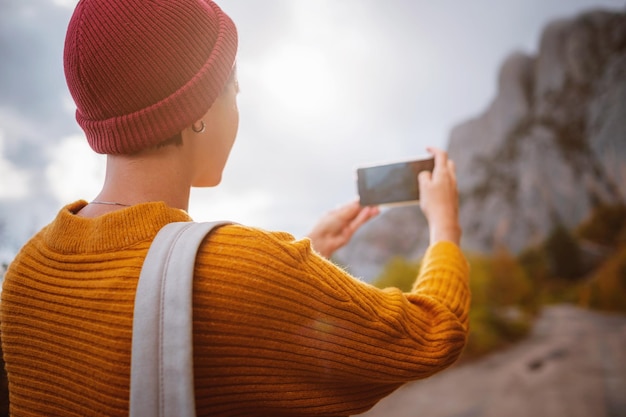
[300,147,469,374]
[192,220,469,415]
[418,147,462,245]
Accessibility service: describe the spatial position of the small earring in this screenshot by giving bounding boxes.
[191,120,206,133]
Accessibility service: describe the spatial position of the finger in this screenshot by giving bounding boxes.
[362,205,380,221]
[348,206,375,227]
[348,206,379,234]
[447,159,456,183]
[427,147,448,177]
[418,170,431,189]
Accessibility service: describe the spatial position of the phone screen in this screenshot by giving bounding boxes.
[357,157,435,206]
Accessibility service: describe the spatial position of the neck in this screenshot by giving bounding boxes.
[96,147,192,212]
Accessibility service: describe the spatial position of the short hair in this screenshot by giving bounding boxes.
[156,132,183,149]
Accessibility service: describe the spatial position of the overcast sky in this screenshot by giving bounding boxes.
[1,0,625,262]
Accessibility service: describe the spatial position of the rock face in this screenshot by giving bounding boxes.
[336,8,626,282]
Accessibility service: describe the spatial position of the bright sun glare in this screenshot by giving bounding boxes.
[258,42,337,119]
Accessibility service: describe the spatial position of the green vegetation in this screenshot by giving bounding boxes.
[579,247,626,312]
[374,257,420,293]
[575,204,626,312]
[463,254,532,358]
[543,225,585,280]
[371,203,626,361]
[577,204,626,246]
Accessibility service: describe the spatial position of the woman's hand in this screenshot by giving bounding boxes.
[307,201,380,258]
[418,147,462,245]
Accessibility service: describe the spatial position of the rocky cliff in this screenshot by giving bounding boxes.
[336,8,626,282]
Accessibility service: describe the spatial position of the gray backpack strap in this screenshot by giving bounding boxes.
[130,221,231,417]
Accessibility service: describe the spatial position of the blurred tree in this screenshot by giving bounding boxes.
[579,247,626,312]
[462,254,534,360]
[544,225,585,280]
[373,257,420,292]
[518,247,550,283]
[467,255,490,307]
[489,248,534,309]
[518,246,551,304]
[577,203,626,247]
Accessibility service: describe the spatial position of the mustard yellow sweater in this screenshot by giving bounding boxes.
[1,200,470,417]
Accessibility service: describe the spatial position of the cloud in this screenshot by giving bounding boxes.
[0,1,72,125]
[189,187,275,228]
[51,0,78,8]
[0,106,54,201]
[45,135,105,203]
[0,129,31,199]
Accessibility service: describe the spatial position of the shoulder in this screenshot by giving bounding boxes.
[200,223,316,264]
[192,223,361,307]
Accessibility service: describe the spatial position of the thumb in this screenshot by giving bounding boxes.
[418,170,431,188]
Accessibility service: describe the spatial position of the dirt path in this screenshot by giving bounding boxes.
[359,305,626,417]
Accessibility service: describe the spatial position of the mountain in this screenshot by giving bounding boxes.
[335,8,626,282]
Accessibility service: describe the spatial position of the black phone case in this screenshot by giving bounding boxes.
[357,158,435,206]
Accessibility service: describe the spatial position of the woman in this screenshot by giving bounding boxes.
[0,0,470,416]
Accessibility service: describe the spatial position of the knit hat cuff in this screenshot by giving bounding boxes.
[76,1,238,155]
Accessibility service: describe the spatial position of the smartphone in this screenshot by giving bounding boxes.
[356,157,435,206]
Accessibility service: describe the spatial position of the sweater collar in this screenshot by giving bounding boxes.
[44,200,192,253]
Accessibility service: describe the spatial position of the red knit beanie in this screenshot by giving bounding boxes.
[63,0,238,154]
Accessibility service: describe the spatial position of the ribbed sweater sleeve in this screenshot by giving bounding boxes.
[190,226,470,416]
[0,201,470,417]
